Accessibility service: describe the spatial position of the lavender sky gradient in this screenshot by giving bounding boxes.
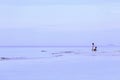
[0,0,120,46]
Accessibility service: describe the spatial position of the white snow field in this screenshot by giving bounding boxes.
[0,46,120,80]
[0,56,120,80]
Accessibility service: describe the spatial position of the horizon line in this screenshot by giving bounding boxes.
[0,45,119,47]
[0,45,90,47]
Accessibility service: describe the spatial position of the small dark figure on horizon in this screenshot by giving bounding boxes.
[93,46,97,51]
[92,43,95,51]
[92,43,94,46]
[92,43,97,52]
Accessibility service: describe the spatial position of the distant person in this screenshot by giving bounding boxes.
[92,43,95,51]
[93,46,97,51]
[92,43,97,52]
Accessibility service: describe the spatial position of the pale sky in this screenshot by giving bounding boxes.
[0,0,120,46]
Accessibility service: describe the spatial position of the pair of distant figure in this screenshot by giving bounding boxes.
[92,43,97,51]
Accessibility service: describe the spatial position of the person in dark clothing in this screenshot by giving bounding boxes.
[92,43,95,51]
[92,43,97,52]
[93,46,97,51]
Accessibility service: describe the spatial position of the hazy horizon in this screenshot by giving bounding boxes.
[0,0,120,46]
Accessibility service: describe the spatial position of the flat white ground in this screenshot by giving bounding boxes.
[0,55,120,80]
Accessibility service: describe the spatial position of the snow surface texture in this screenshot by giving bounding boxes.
[0,47,120,80]
[0,56,120,80]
